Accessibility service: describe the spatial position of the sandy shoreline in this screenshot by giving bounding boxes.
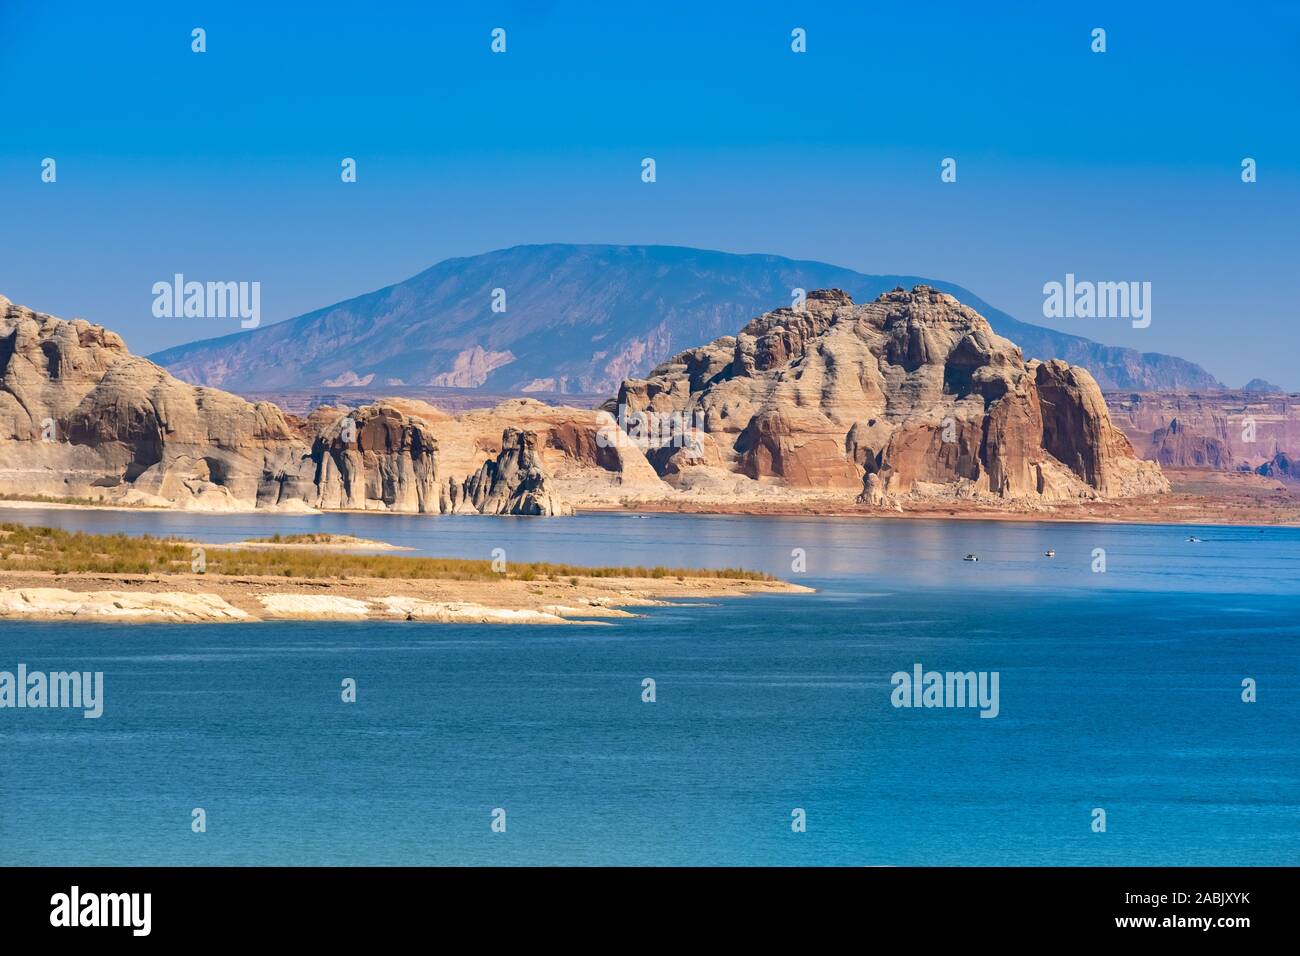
[0,499,172,514]
[212,536,412,552]
[576,497,1300,526]
[1,469,1295,527]
[577,471,1300,527]
[0,569,811,625]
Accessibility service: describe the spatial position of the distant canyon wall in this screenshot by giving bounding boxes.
[1106,390,1300,477]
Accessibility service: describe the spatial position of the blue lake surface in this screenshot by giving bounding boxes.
[1,508,1297,865]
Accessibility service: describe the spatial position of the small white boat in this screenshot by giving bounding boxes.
[1044,550,1056,557]
[1187,536,1202,543]
[963,553,979,562]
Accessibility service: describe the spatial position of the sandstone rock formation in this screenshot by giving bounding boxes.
[0,294,312,510]
[609,287,1168,504]
[414,397,670,508]
[461,428,574,516]
[306,404,440,512]
[1,288,1171,514]
[1147,418,1234,469]
[0,587,254,622]
[0,295,573,515]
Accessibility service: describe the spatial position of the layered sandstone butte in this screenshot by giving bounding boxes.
[610,287,1168,503]
[0,296,573,515]
[304,397,668,513]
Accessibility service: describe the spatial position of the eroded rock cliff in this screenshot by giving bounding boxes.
[306,404,441,512]
[0,295,311,510]
[462,428,574,516]
[610,287,1168,504]
[0,296,572,515]
[1,288,1167,514]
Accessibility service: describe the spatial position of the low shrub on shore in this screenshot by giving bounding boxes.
[0,523,772,582]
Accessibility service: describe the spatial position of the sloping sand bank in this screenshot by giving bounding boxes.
[0,571,809,624]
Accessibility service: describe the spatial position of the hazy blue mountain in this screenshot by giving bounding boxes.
[151,244,1221,395]
[1243,378,1283,393]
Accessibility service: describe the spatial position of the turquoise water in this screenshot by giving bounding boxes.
[1,509,1297,865]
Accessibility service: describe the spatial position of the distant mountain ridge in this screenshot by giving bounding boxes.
[150,244,1221,395]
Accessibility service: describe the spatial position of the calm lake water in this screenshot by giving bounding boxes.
[1,507,1297,865]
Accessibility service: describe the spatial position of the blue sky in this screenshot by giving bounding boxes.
[1,0,1297,386]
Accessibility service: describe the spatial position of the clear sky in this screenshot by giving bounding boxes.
[1,0,1297,387]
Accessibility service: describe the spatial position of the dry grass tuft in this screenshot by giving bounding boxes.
[0,523,773,582]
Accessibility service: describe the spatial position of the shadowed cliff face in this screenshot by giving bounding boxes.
[462,428,573,516]
[611,287,1168,503]
[308,405,441,513]
[148,244,1220,395]
[1257,452,1297,482]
